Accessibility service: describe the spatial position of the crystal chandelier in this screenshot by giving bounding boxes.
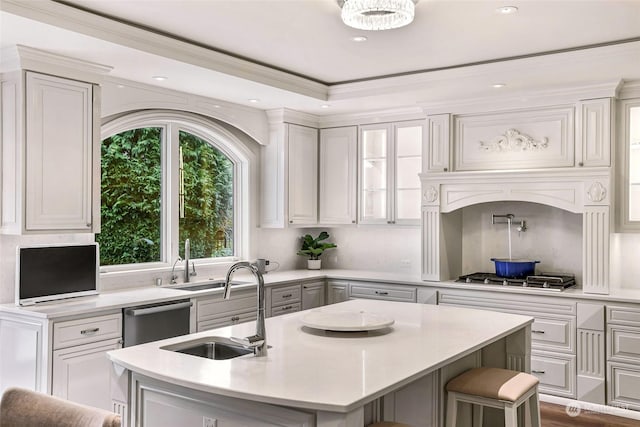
[340,0,415,31]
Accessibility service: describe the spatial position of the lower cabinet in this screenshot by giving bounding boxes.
[52,338,122,410]
[301,281,325,310]
[607,304,640,410]
[326,280,349,305]
[267,280,325,317]
[438,290,578,399]
[0,310,123,412]
[132,373,314,427]
[349,281,417,302]
[196,287,257,331]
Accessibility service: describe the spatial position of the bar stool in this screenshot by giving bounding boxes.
[445,367,541,427]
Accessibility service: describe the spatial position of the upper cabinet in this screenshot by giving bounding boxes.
[319,126,357,225]
[1,70,103,234]
[617,99,640,232]
[359,120,424,225]
[287,124,318,225]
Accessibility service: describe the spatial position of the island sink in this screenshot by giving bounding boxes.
[162,336,253,360]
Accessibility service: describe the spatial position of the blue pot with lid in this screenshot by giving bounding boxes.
[491,258,540,279]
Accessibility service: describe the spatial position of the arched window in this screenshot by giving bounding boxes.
[98,111,250,269]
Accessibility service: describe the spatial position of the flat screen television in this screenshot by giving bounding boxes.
[16,243,99,306]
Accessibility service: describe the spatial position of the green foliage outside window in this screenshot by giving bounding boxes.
[97,127,234,266]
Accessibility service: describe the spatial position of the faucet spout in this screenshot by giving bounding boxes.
[223,261,267,357]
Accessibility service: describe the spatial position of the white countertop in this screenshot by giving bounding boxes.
[2,268,640,319]
[107,299,533,413]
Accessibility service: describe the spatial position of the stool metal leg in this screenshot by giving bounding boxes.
[472,404,483,427]
[446,392,458,427]
[505,403,518,427]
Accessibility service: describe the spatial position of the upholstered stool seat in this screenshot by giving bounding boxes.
[445,367,540,427]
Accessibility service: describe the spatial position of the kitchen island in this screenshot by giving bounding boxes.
[107,299,533,427]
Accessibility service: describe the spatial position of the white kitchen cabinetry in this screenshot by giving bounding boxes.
[438,290,579,399]
[606,304,640,410]
[319,126,357,225]
[349,281,417,303]
[1,70,101,234]
[576,98,612,167]
[0,310,122,412]
[267,283,302,317]
[301,281,325,310]
[195,288,257,331]
[326,280,349,305]
[51,313,122,411]
[425,114,451,172]
[617,99,640,231]
[359,120,424,225]
[287,124,318,225]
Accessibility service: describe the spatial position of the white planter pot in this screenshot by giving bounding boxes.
[307,259,322,270]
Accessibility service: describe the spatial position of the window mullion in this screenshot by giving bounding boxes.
[166,124,181,264]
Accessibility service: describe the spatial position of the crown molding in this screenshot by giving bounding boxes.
[0,44,112,82]
[0,0,328,100]
[266,108,320,128]
[619,79,640,100]
[318,106,424,128]
[419,79,624,115]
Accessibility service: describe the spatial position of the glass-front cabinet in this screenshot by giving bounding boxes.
[618,100,640,231]
[359,120,424,225]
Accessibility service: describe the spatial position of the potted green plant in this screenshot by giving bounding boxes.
[297,231,337,270]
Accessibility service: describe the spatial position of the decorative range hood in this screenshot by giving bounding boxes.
[419,92,616,295]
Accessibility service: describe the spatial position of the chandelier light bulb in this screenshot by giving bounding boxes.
[341,0,415,31]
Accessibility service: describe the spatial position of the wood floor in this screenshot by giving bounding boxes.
[540,402,640,427]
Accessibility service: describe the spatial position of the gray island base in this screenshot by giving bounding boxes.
[108,299,533,427]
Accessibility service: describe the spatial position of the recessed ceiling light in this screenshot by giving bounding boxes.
[351,36,368,42]
[212,104,221,108]
[320,104,330,109]
[152,75,168,81]
[496,6,518,14]
[116,84,125,89]
[248,99,259,103]
[492,83,507,88]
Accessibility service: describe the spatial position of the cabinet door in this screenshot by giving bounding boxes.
[287,124,318,224]
[359,124,391,224]
[302,282,325,310]
[577,98,611,167]
[394,121,424,224]
[52,338,121,411]
[327,281,349,305]
[25,72,94,231]
[319,127,357,224]
[426,114,451,172]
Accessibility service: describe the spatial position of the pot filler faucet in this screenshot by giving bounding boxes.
[223,261,267,357]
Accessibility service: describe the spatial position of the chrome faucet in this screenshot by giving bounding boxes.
[184,239,191,283]
[170,257,182,284]
[223,261,267,357]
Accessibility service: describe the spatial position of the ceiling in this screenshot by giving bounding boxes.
[1,0,640,115]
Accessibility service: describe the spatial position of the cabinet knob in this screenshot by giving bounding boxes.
[289,220,293,224]
[86,223,92,228]
[444,168,448,172]
[352,220,356,224]
[578,162,584,167]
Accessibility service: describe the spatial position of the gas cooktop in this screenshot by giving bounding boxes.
[456,272,576,292]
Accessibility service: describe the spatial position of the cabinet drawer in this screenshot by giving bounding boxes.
[607,306,640,327]
[53,313,122,350]
[271,285,301,306]
[197,290,256,323]
[198,309,255,332]
[271,303,301,317]
[531,351,576,398]
[608,326,640,363]
[350,283,416,302]
[608,362,640,410]
[531,317,575,353]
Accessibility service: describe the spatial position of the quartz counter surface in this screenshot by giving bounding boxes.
[2,268,639,320]
[107,299,533,413]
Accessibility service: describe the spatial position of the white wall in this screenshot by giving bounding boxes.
[256,226,421,276]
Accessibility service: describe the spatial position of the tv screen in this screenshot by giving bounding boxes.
[16,244,99,305]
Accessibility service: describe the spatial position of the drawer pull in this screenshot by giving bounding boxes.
[531,330,546,334]
[80,328,100,335]
[531,370,546,374]
[231,316,240,322]
[282,294,293,298]
[375,291,389,296]
[282,305,292,310]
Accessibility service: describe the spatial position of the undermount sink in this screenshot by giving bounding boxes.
[162,336,253,360]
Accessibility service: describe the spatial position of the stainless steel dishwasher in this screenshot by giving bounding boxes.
[123,299,192,347]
